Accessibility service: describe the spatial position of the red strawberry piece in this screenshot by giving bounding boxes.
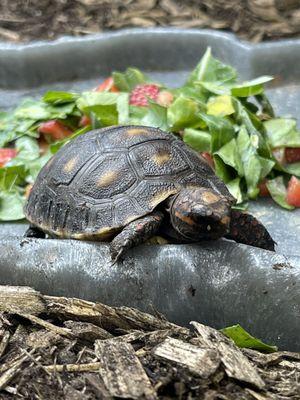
[285,147,300,164]
[286,175,300,207]
[38,120,73,140]
[95,77,119,93]
[79,115,92,127]
[129,84,160,107]
[0,148,17,167]
[258,180,270,197]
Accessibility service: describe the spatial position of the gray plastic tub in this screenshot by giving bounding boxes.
[0,29,300,350]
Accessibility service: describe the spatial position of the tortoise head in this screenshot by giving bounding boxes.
[169,187,231,241]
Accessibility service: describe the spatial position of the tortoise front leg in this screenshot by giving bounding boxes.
[24,224,46,239]
[110,211,164,264]
[225,210,275,251]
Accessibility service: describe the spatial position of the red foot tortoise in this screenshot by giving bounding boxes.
[24,125,275,262]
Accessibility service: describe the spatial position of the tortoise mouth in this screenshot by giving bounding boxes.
[172,212,230,241]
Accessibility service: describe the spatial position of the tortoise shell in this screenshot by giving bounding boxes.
[25,125,234,240]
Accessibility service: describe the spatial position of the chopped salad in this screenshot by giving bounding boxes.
[1,47,300,221]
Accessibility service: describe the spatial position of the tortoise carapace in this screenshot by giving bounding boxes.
[24,125,275,262]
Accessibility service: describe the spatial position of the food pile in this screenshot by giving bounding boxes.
[0,285,299,399]
[1,48,300,221]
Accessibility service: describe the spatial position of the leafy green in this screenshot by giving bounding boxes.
[207,95,235,117]
[236,126,274,198]
[226,178,243,204]
[43,91,79,104]
[183,128,211,152]
[0,191,25,221]
[187,47,237,87]
[141,101,168,131]
[0,165,26,191]
[112,68,150,91]
[231,76,273,97]
[0,47,299,221]
[167,96,204,131]
[200,113,235,153]
[77,92,129,126]
[215,138,243,176]
[266,177,294,210]
[264,118,300,148]
[221,324,277,353]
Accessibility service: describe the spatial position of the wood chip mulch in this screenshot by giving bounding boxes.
[0,0,299,43]
[0,285,299,399]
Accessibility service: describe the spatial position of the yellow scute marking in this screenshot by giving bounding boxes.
[201,191,219,204]
[97,171,118,187]
[126,128,148,136]
[150,189,177,208]
[152,151,171,165]
[63,157,77,173]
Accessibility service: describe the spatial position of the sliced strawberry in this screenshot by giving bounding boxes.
[156,90,174,107]
[286,175,300,207]
[201,152,215,169]
[38,120,73,140]
[258,180,270,197]
[0,148,17,167]
[95,77,119,93]
[79,115,92,127]
[285,147,300,164]
[129,84,160,107]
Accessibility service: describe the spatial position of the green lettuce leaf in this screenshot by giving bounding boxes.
[200,113,235,153]
[167,96,204,131]
[215,138,244,176]
[207,95,235,117]
[0,191,25,221]
[183,128,211,152]
[187,47,237,86]
[141,101,168,131]
[112,68,150,91]
[266,176,294,210]
[264,118,300,148]
[77,92,129,126]
[221,324,277,353]
[0,165,26,191]
[43,91,79,104]
[231,76,273,97]
[226,177,243,204]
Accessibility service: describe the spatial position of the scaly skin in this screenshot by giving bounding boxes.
[225,209,275,251]
[109,211,164,263]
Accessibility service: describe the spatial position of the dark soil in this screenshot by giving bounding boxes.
[0,0,299,43]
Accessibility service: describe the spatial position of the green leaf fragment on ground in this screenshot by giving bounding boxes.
[221,324,278,353]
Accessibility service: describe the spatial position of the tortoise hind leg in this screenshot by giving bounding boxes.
[110,211,164,264]
[225,209,275,251]
[24,224,46,239]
